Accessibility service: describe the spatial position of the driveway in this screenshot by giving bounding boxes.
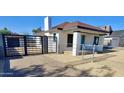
[1,47,124,77]
[1,55,83,77]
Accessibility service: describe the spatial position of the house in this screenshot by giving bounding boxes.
[36,17,112,56]
[104,30,124,47]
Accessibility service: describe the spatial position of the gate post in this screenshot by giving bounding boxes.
[0,35,5,58]
[42,36,48,54]
[24,36,27,55]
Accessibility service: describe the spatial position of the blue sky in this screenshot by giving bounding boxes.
[0,16,124,34]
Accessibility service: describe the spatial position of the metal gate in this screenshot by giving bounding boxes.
[25,35,43,55]
[48,36,57,53]
[42,36,57,54]
[3,35,25,56]
[3,35,57,57]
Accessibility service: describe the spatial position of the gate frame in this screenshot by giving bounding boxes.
[2,34,58,57]
[2,34,44,57]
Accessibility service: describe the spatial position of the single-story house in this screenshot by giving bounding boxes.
[36,17,112,56]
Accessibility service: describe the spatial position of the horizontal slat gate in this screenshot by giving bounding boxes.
[26,36,43,55]
[3,35,25,56]
[48,36,57,53]
[3,35,57,57]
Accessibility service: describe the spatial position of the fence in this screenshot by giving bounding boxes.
[80,44,101,62]
[1,35,57,57]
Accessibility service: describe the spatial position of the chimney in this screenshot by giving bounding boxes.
[44,16,51,31]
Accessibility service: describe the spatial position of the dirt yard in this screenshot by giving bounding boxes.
[1,47,124,77]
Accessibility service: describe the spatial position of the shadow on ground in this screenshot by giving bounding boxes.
[65,54,116,67]
[11,65,95,77]
[0,58,97,77]
[0,56,116,77]
[10,65,116,77]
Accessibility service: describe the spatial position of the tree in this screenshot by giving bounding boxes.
[0,27,11,35]
[32,27,42,34]
[0,27,19,35]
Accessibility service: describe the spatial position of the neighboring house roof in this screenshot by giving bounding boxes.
[110,30,124,37]
[51,21,109,33]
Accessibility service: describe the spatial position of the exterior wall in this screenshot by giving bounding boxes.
[59,32,73,52]
[57,32,68,53]
[119,36,124,47]
[80,33,104,51]
[48,32,73,53]
[111,37,120,47]
[104,36,124,48]
[44,32,53,36]
[84,34,94,45]
[104,37,112,46]
[97,36,104,51]
[0,35,5,58]
[42,31,105,54]
[58,32,104,53]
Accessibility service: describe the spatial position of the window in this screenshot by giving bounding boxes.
[93,36,99,45]
[53,33,56,42]
[67,34,73,47]
[80,35,85,50]
[7,38,20,47]
[80,35,85,44]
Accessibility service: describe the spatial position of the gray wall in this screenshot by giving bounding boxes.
[0,35,5,58]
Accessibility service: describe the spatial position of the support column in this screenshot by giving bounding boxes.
[72,31,81,56]
[56,33,61,53]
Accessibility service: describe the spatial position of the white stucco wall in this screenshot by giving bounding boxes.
[80,34,104,52]
[58,32,104,53]
[84,34,94,45]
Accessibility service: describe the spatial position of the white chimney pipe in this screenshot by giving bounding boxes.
[44,16,51,31]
